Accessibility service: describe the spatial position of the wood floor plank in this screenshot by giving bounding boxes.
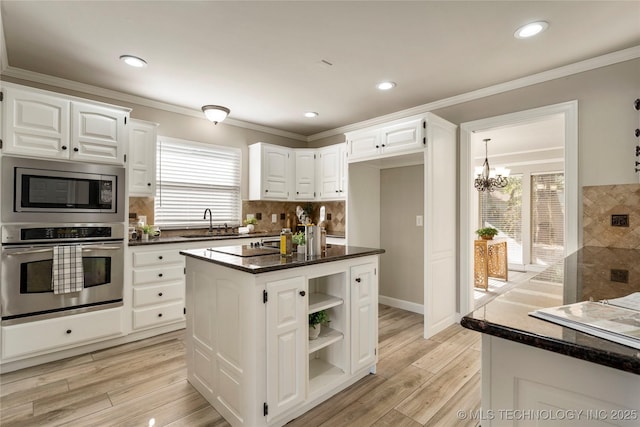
[0,379,69,412]
[371,409,423,427]
[90,329,185,361]
[375,337,439,380]
[411,327,479,374]
[424,372,481,427]
[164,405,230,427]
[116,389,211,426]
[396,349,481,424]
[107,366,187,406]
[0,354,93,386]
[378,321,424,357]
[0,402,33,425]
[321,365,433,426]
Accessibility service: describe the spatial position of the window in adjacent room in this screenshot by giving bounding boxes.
[154,136,241,228]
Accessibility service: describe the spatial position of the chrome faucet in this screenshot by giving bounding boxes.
[203,208,213,234]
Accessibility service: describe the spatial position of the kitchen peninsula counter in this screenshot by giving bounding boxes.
[181,244,383,426]
[462,246,640,425]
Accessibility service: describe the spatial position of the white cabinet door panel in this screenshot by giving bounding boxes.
[350,262,378,373]
[71,102,126,164]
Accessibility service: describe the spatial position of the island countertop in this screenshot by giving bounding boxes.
[180,244,385,274]
[461,246,640,375]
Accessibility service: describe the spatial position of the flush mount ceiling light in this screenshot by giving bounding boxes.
[376,81,396,91]
[304,112,319,118]
[119,55,147,68]
[202,105,230,124]
[514,21,549,39]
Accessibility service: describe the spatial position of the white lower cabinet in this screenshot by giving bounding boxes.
[131,246,186,331]
[1,308,123,359]
[185,255,379,427]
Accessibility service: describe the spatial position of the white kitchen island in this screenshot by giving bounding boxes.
[181,244,384,427]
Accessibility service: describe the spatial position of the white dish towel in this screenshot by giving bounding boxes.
[52,245,84,294]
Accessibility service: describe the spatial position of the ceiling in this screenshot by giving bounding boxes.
[1,1,639,138]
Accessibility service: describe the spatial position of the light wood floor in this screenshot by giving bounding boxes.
[0,306,481,426]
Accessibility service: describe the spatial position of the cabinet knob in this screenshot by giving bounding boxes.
[158,255,163,260]
[73,147,79,152]
[355,277,361,283]
[147,182,151,186]
[299,290,306,296]
[61,145,67,150]
[336,190,339,193]
[158,292,163,297]
[66,329,72,334]
[381,144,386,147]
[158,273,163,277]
[375,145,379,149]
[265,189,269,193]
[158,313,163,317]
[297,191,299,194]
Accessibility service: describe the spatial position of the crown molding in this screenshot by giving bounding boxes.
[0,66,308,142]
[308,45,640,141]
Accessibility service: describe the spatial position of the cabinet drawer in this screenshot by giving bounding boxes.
[132,302,184,330]
[133,265,184,285]
[133,250,183,267]
[2,308,123,359]
[133,282,184,308]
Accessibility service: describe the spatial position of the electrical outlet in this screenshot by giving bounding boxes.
[416,215,423,227]
[611,214,629,227]
[246,214,255,220]
[272,214,277,223]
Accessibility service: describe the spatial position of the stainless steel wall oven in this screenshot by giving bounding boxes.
[1,156,125,223]
[1,223,125,325]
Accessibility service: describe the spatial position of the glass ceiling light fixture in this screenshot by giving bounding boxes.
[474,138,509,192]
[119,55,147,68]
[376,81,396,91]
[514,21,549,39]
[202,105,230,125]
[304,111,319,118]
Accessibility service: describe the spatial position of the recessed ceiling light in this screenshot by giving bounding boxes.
[376,81,396,91]
[304,112,319,118]
[119,55,147,68]
[514,21,549,39]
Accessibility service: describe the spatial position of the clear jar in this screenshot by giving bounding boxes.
[280,228,293,255]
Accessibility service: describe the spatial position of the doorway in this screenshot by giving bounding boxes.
[459,101,579,317]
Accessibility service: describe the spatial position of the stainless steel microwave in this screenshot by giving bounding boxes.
[1,156,125,223]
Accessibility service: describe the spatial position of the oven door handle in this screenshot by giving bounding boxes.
[4,248,53,256]
[82,246,122,251]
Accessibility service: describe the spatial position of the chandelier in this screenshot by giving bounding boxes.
[475,138,509,192]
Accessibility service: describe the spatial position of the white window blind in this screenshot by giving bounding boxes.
[531,172,564,266]
[155,137,241,228]
[479,175,523,264]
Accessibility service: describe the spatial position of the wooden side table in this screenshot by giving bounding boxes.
[474,239,508,290]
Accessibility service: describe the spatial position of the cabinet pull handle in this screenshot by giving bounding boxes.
[158,255,163,260]
[158,313,163,317]
[355,277,361,283]
[61,145,67,150]
[158,292,163,297]
[158,273,163,277]
[73,147,79,152]
[299,290,306,296]
[66,329,72,334]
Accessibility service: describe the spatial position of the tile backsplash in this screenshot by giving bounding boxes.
[583,184,640,249]
[128,197,345,236]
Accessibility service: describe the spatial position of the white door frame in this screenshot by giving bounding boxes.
[458,101,579,317]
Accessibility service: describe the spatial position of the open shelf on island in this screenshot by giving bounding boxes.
[309,292,344,314]
[308,326,344,353]
[309,358,345,391]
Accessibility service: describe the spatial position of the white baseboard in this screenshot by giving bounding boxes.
[379,295,424,315]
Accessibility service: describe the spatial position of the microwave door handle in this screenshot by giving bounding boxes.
[4,247,54,256]
[82,246,121,251]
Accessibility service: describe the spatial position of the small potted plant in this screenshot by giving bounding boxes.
[308,310,329,340]
[475,227,499,240]
[244,217,257,232]
[293,231,306,254]
[140,224,153,241]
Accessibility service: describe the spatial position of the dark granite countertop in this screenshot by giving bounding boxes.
[181,245,384,274]
[128,231,279,246]
[462,246,640,375]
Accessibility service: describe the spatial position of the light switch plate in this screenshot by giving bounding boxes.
[416,215,423,227]
[272,214,277,223]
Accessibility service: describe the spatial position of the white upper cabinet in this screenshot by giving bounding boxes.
[346,114,425,162]
[294,149,316,200]
[318,144,347,200]
[128,119,158,197]
[249,142,292,200]
[1,83,130,165]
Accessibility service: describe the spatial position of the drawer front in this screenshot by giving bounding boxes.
[133,282,184,308]
[133,250,183,267]
[2,308,123,359]
[133,265,184,285]
[132,302,184,330]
